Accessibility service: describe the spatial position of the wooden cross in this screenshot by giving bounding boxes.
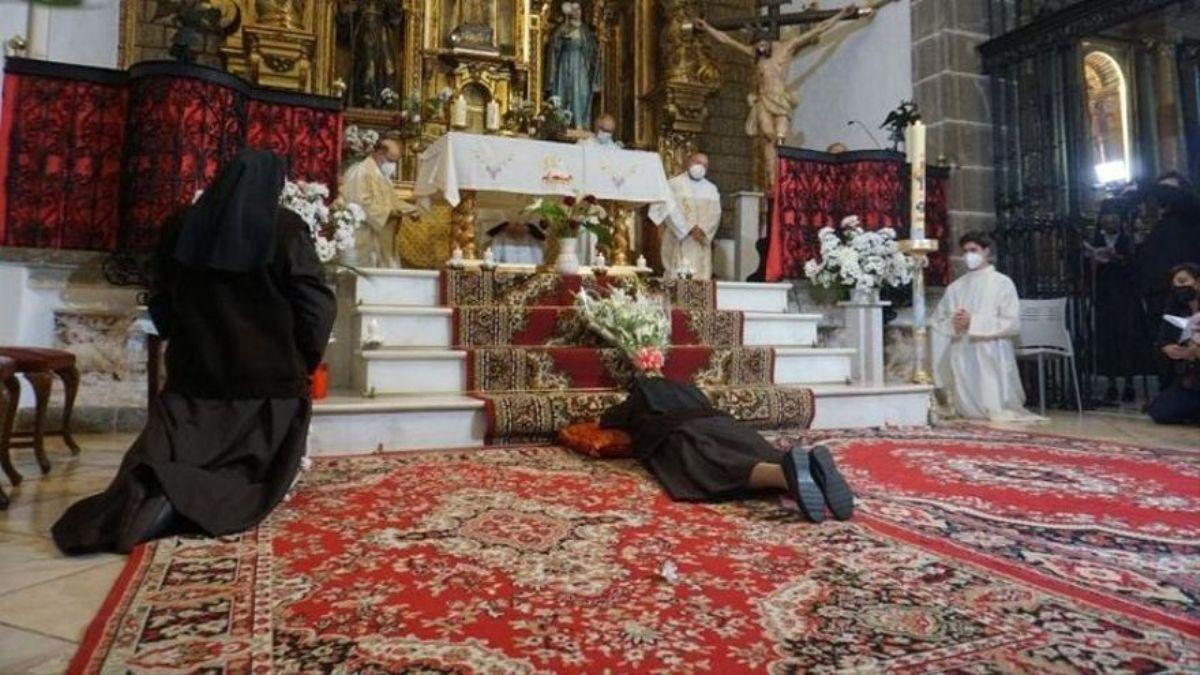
[707,0,859,40]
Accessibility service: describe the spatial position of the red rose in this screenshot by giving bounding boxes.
[563,196,577,207]
[569,220,581,231]
[584,195,598,205]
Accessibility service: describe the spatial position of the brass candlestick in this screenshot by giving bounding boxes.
[899,238,939,385]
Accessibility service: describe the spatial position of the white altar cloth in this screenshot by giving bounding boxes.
[415,132,675,223]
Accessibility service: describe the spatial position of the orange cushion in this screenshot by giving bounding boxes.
[557,422,634,459]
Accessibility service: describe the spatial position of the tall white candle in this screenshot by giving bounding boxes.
[451,94,468,129]
[485,100,501,132]
[906,121,927,241]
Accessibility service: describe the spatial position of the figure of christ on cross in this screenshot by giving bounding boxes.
[695,2,883,191]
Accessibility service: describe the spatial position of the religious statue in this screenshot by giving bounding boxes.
[546,1,601,130]
[695,4,874,190]
[337,0,404,108]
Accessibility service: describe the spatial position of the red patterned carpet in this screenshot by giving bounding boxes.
[70,428,1199,673]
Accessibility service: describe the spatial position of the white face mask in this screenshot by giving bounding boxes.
[596,130,613,144]
[964,251,985,271]
[380,161,398,179]
[688,163,707,181]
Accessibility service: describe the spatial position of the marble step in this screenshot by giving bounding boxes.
[715,281,792,313]
[345,267,793,313]
[307,384,934,456]
[353,305,820,348]
[352,347,853,396]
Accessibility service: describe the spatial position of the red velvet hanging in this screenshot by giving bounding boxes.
[767,148,952,286]
[0,58,344,253]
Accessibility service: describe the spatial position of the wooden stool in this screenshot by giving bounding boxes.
[0,356,16,509]
[0,347,81,475]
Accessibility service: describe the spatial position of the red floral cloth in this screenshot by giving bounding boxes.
[767,148,951,285]
[0,58,343,252]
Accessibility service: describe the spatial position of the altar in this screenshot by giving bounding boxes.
[413,132,677,265]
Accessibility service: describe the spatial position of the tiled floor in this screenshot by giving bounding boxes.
[0,415,1195,672]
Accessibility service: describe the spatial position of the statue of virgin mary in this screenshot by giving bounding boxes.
[545,1,600,130]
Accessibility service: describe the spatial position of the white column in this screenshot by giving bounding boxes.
[25,2,50,59]
[839,291,890,386]
[733,191,764,281]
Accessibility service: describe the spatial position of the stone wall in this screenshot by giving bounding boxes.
[787,0,913,152]
[698,0,758,238]
[124,0,224,67]
[911,0,995,244]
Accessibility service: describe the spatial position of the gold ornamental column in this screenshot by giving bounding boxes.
[452,190,480,259]
[610,203,635,266]
[655,0,721,173]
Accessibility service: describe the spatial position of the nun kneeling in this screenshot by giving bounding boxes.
[53,150,337,555]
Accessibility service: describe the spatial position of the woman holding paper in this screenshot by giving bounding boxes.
[1146,263,1200,425]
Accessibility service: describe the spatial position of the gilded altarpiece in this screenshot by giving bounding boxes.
[119,0,724,267]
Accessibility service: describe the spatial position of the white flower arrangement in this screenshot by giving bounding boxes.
[343,125,380,161]
[803,216,913,292]
[279,180,366,265]
[194,178,366,267]
[575,288,671,374]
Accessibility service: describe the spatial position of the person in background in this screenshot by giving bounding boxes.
[1139,172,1200,382]
[52,151,337,555]
[341,137,416,268]
[652,152,722,279]
[1146,263,1200,425]
[581,113,622,147]
[1089,200,1144,403]
[487,221,545,265]
[931,232,1042,421]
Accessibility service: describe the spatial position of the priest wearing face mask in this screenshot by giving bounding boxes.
[931,232,1042,422]
[582,113,622,148]
[341,137,415,268]
[654,153,721,279]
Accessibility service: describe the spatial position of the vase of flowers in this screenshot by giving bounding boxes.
[525,194,612,275]
[556,237,581,275]
[279,180,367,272]
[576,289,671,376]
[803,215,913,299]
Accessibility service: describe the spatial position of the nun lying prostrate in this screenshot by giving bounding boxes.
[601,376,854,522]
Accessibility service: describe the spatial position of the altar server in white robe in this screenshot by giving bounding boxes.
[656,153,721,279]
[931,232,1042,422]
[487,221,545,265]
[341,138,415,268]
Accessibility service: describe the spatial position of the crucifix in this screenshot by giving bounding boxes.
[693,1,886,190]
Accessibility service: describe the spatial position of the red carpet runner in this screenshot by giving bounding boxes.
[70,429,1199,673]
[437,269,816,443]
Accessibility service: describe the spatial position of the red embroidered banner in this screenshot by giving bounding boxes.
[766,148,951,285]
[0,58,343,252]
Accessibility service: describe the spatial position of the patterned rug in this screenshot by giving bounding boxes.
[70,430,1200,673]
[467,346,776,392]
[454,306,745,347]
[480,386,815,444]
[442,269,715,310]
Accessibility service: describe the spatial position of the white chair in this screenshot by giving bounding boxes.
[1016,298,1083,415]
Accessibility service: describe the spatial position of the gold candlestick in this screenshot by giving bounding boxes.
[899,238,939,385]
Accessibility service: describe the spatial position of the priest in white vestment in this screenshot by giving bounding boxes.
[931,232,1042,422]
[487,221,545,265]
[655,153,721,279]
[341,138,415,268]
